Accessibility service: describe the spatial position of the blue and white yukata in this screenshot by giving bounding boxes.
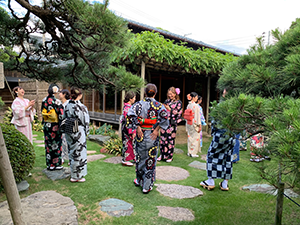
[206,120,236,180]
[126,97,169,191]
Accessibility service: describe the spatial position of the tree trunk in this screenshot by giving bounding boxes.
[0,127,25,225]
[275,182,284,225]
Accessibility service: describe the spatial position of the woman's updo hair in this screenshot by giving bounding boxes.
[190,92,198,98]
[12,86,22,97]
[167,87,180,100]
[198,95,202,101]
[61,89,70,100]
[124,91,136,103]
[70,87,82,100]
[145,83,157,97]
[48,84,60,96]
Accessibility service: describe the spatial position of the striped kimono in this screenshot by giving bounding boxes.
[126,97,169,191]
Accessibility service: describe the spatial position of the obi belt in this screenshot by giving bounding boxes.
[138,117,157,130]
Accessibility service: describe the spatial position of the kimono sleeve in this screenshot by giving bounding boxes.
[156,104,169,130]
[193,104,201,126]
[75,103,90,135]
[126,102,141,134]
[174,100,183,123]
[199,106,207,125]
[11,99,25,120]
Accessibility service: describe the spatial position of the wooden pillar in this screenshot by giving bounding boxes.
[206,76,211,130]
[140,61,145,100]
[121,90,125,113]
[159,74,162,102]
[35,80,41,120]
[103,86,106,113]
[0,128,25,225]
[114,89,117,120]
[92,89,95,112]
[182,76,186,109]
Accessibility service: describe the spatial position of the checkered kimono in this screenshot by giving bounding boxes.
[206,120,236,180]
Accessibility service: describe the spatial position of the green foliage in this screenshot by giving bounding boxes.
[2,107,12,125]
[0,123,35,191]
[114,31,237,75]
[104,138,122,156]
[33,114,43,132]
[90,123,118,138]
[0,97,4,110]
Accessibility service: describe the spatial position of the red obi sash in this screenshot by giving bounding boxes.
[183,109,194,125]
[138,117,157,129]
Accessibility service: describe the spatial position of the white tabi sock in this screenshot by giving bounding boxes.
[205,178,214,186]
[222,180,228,188]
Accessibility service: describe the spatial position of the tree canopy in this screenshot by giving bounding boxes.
[2,0,144,91]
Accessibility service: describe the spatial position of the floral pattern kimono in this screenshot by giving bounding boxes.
[41,95,64,168]
[121,102,135,162]
[11,97,36,144]
[126,98,169,191]
[159,99,182,160]
[198,104,206,148]
[186,101,201,155]
[64,100,90,180]
[61,100,69,161]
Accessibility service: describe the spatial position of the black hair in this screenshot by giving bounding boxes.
[124,91,136,103]
[190,92,198,98]
[198,95,202,101]
[48,84,59,96]
[70,87,82,100]
[12,86,22,97]
[145,83,157,97]
[61,89,70,100]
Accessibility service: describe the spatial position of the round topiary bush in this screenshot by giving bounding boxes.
[0,123,35,191]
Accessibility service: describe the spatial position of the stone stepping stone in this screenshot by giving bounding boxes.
[201,154,207,161]
[87,154,106,162]
[103,156,123,164]
[156,166,189,181]
[99,198,133,217]
[189,161,206,170]
[88,135,111,145]
[157,206,194,221]
[32,134,38,137]
[42,167,71,181]
[0,191,78,225]
[36,144,45,147]
[32,137,37,141]
[87,150,97,154]
[34,140,44,143]
[155,184,203,199]
[174,148,184,154]
[243,184,299,198]
[17,180,30,192]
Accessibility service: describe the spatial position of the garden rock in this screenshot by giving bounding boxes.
[188,161,206,170]
[157,206,194,221]
[87,150,97,154]
[104,156,123,164]
[87,154,106,162]
[42,167,71,181]
[243,184,299,198]
[88,135,111,145]
[156,166,189,181]
[174,148,184,154]
[17,180,29,192]
[0,191,78,225]
[155,184,203,199]
[99,198,133,217]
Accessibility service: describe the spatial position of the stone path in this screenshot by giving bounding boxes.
[103,156,123,164]
[99,198,133,217]
[188,161,206,170]
[243,184,299,198]
[88,135,111,145]
[0,191,78,225]
[156,166,189,181]
[155,184,203,199]
[17,180,29,192]
[36,144,45,147]
[32,134,38,137]
[87,150,97,154]
[157,206,194,221]
[42,167,71,181]
[87,154,106,162]
[201,154,207,161]
[34,140,44,143]
[174,147,184,154]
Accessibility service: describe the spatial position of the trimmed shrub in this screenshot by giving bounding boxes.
[104,138,122,156]
[0,123,35,191]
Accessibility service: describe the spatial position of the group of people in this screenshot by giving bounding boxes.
[11,85,90,183]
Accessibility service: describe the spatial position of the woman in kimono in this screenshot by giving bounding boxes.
[58,89,70,164]
[158,87,182,162]
[185,92,201,157]
[197,96,206,150]
[126,83,169,194]
[41,84,64,170]
[64,87,90,183]
[121,91,136,167]
[11,86,36,143]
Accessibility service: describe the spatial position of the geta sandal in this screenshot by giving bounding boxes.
[200,181,215,190]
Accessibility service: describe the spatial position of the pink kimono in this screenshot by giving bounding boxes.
[11,97,36,144]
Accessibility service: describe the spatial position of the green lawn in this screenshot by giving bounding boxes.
[1,131,299,225]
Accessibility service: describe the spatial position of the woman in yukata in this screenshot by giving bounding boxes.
[158,87,183,163]
[185,92,201,157]
[11,86,36,144]
[41,84,64,170]
[64,87,90,183]
[58,89,70,165]
[121,91,136,167]
[197,95,206,151]
[126,83,169,194]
